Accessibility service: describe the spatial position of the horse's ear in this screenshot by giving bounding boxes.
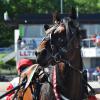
[69,7,77,20]
[52,11,60,23]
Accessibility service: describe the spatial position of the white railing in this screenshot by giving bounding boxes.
[0,52,16,63]
[81,38,100,57]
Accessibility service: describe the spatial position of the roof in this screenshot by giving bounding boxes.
[79,13,100,24]
[4,13,100,25]
[16,13,53,24]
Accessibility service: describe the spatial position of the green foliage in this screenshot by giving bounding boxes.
[0,0,100,48]
[0,21,14,47]
[0,61,5,69]
[1,0,100,17]
[0,59,16,69]
[0,58,17,74]
[0,53,6,59]
[74,0,100,13]
[0,0,100,15]
[6,59,16,67]
[64,0,100,13]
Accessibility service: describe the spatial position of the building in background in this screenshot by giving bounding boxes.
[5,13,100,68]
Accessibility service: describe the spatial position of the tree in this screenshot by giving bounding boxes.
[1,0,100,47]
[64,0,100,13]
[0,21,14,47]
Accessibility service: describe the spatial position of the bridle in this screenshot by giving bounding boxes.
[48,18,80,63]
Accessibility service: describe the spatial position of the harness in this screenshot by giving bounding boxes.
[52,65,69,100]
[52,61,96,100]
[48,18,96,99]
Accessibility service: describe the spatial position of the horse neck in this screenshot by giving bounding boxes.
[56,49,83,100]
[67,36,82,69]
[70,48,82,69]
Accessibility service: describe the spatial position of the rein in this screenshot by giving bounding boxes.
[11,66,50,100]
[0,81,26,99]
[12,75,27,100]
[48,19,95,99]
[65,60,95,96]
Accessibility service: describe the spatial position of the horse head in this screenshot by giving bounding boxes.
[35,16,81,67]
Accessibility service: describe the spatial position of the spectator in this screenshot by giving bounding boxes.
[91,34,96,42]
[96,34,100,47]
[92,66,100,81]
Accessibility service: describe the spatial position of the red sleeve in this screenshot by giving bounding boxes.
[6,83,15,100]
[92,38,96,42]
[88,95,97,100]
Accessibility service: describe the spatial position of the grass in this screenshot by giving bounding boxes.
[0,54,17,74]
[0,53,7,59]
[0,68,17,75]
